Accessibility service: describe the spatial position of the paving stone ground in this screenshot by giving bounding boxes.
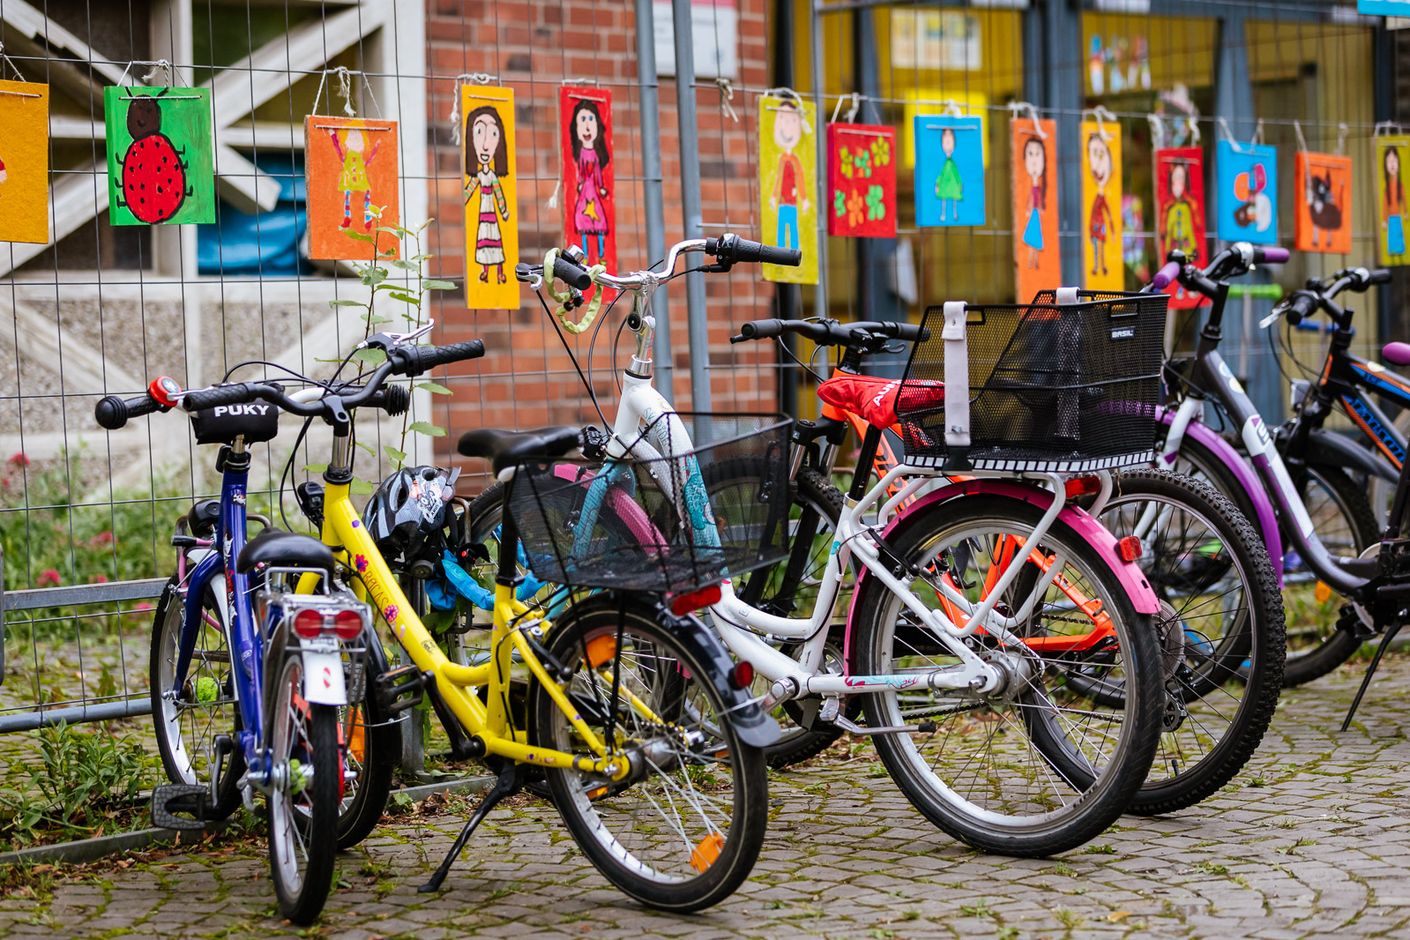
[4,655,1410,939]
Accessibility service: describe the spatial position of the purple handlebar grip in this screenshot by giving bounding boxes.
[1151,261,1181,291]
[1259,246,1290,264]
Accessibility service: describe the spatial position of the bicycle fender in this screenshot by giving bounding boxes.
[845,479,1160,659]
[560,594,781,751]
[1301,427,1399,483]
[1154,406,1285,586]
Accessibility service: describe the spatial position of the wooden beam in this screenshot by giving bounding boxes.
[0,165,109,280]
[213,145,282,213]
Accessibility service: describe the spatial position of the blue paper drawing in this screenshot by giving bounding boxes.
[1216,139,1278,245]
[915,116,984,227]
[1359,1,1410,15]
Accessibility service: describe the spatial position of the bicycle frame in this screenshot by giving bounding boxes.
[314,464,625,777]
[169,445,269,775]
[588,283,1158,707]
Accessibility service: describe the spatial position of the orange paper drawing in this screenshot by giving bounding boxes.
[0,80,51,244]
[1294,151,1351,255]
[1012,118,1060,302]
[305,116,400,260]
[463,85,518,310]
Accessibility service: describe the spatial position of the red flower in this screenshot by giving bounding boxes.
[133,601,154,612]
[36,568,62,587]
[8,452,29,468]
[91,531,114,546]
[89,574,110,584]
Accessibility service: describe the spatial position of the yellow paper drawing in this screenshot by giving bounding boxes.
[0,80,50,245]
[1080,119,1123,290]
[759,94,818,285]
[462,85,519,310]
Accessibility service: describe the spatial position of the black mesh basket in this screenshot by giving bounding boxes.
[503,413,792,594]
[898,290,1167,472]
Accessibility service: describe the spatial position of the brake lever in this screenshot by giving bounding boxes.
[362,320,435,352]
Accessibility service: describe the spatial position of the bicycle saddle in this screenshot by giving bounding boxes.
[1382,342,1410,368]
[457,426,582,474]
[236,530,336,574]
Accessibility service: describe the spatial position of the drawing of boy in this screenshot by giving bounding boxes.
[769,99,809,250]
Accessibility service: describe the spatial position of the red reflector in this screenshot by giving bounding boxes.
[670,583,723,616]
[292,608,325,638]
[1064,476,1102,498]
[332,608,364,640]
[728,661,754,690]
[1117,536,1143,563]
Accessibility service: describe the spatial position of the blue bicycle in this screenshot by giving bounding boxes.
[96,374,397,924]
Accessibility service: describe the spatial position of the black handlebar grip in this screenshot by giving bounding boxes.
[552,254,592,290]
[388,339,487,376]
[736,319,785,341]
[95,393,162,430]
[756,243,802,266]
[1288,291,1320,323]
[884,322,929,342]
[369,383,411,416]
[183,383,260,412]
[1369,268,1393,286]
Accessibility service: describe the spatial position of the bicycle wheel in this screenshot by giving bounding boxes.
[705,463,855,768]
[532,597,768,912]
[266,652,340,925]
[850,495,1163,857]
[1095,469,1285,815]
[149,577,243,819]
[1161,424,1373,686]
[335,643,398,849]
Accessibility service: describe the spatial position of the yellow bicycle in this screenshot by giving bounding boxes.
[176,326,776,912]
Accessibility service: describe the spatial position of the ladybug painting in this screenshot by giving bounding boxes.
[116,94,192,224]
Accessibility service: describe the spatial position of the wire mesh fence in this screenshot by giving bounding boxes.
[0,0,1403,772]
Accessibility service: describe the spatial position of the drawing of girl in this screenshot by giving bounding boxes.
[570,98,610,264]
[1385,146,1406,260]
[1021,136,1046,269]
[329,127,382,232]
[0,152,8,186]
[935,127,962,222]
[1086,131,1114,276]
[465,105,511,284]
[1162,160,1195,258]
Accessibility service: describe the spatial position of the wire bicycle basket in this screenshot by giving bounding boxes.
[898,288,1167,473]
[504,413,793,594]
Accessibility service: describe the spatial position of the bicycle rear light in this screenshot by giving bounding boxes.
[280,594,371,641]
[1117,536,1143,563]
[292,608,325,638]
[670,583,723,616]
[728,661,755,690]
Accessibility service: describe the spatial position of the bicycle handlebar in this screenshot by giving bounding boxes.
[706,233,802,268]
[385,339,486,377]
[95,376,182,430]
[1149,262,1181,292]
[730,318,928,347]
[552,253,592,289]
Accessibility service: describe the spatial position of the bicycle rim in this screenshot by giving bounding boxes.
[536,601,766,910]
[856,497,1160,853]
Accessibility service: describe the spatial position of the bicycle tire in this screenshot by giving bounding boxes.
[531,598,768,912]
[1097,469,1285,815]
[334,645,399,849]
[850,495,1163,857]
[267,653,340,925]
[150,577,243,820]
[704,462,855,768]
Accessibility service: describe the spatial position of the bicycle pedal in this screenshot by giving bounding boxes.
[151,784,210,831]
[374,665,429,714]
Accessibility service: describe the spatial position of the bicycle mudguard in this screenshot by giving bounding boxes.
[845,479,1161,655]
[555,594,781,751]
[1299,426,1399,483]
[1154,406,1285,586]
[299,638,348,706]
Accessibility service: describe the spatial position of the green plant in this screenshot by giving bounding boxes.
[0,722,158,848]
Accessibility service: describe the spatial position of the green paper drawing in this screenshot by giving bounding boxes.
[104,85,215,226]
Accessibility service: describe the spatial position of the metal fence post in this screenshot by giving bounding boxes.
[636,0,676,403]
[671,0,713,438]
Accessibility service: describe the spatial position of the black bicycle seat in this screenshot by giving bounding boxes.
[457,426,581,474]
[236,530,336,574]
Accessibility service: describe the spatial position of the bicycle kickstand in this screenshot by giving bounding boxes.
[418,761,524,893]
[1341,621,1403,732]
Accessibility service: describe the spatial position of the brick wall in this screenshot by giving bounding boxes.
[421,0,780,476]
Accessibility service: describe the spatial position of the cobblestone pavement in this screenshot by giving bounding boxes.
[4,656,1410,939]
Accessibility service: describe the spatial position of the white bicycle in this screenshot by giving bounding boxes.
[464,235,1167,856]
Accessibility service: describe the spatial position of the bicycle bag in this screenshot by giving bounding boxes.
[189,400,280,445]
